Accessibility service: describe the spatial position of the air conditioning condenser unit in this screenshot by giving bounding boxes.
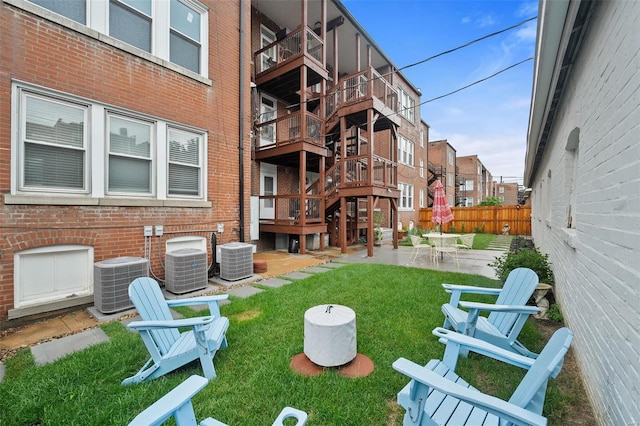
[219,242,253,281]
[94,257,149,314]
[165,248,208,294]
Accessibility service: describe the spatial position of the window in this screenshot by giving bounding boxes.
[419,189,425,208]
[447,150,454,166]
[419,159,424,178]
[398,136,414,166]
[169,0,202,73]
[565,128,580,228]
[29,0,86,24]
[398,88,415,123]
[108,114,153,194]
[499,186,505,194]
[465,197,474,207]
[109,0,152,53]
[447,173,453,187]
[168,128,203,196]
[419,128,424,147]
[25,0,208,77]
[398,182,414,209]
[13,84,205,201]
[21,93,88,192]
[465,179,474,191]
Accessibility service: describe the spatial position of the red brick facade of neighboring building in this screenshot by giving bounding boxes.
[0,1,250,321]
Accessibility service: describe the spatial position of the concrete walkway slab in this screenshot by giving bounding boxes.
[280,271,313,280]
[303,266,331,273]
[319,262,345,269]
[258,278,292,288]
[226,286,264,298]
[31,328,109,365]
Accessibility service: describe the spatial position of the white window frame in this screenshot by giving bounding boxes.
[419,159,424,178]
[398,88,415,123]
[499,186,505,193]
[17,90,90,194]
[398,136,414,166]
[17,0,209,78]
[447,150,454,166]
[419,188,425,208]
[419,128,424,147]
[11,82,206,203]
[398,182,414,210]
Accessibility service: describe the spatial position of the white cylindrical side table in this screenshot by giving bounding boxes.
[304,304,357,367]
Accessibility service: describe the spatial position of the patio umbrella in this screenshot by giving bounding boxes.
[431,179,454,230]
[431,179,454,259]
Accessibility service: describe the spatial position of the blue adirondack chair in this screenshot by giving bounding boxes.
[394,327,573,426]
[441,267,540,358]
[122,277,230,385]
[128,375,308,426]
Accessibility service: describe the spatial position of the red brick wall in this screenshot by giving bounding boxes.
[0,1,251,321]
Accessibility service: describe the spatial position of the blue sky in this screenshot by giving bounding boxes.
[342,0,539,185]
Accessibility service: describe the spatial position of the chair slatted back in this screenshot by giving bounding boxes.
[129,277,180,355]
[488,268,539,334]
[508,327,573,414]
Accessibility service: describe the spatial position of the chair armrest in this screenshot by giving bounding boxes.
[458,301,540,315]
[392,358,546,426]
[272,407,308,426]
[129,375,209,426]
[442,284,502,295]
[442,284,501,306]
[432,327,535,370]
[127,316,215,331]
[166,294,229,307]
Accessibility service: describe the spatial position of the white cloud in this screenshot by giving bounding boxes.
[476,14,496,28]
[461,16,471,24]
[516,2,539,18]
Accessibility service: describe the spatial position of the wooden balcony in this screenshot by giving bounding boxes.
[259,194,327,235]
[254,26,327,102]
[254,110,329,164]
[325,67,400,130]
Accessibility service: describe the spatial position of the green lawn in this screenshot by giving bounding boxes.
[0,264,572,425]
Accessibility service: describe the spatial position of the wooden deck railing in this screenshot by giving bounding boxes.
[259,194,323,224]
[326,68,398,120]
[255,110,323,149]
[254,26,323,75]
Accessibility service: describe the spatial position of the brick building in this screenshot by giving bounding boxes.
[427,140,457,208]
[0,0,427,322]
[456,155,493,206]
[0,0,249,321]
[493,182,519,205]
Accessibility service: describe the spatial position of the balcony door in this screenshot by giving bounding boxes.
[259,93,276,147]
[260,25,276,72]
[260,163,277,220]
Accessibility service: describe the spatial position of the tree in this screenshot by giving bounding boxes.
[478,196,502,206]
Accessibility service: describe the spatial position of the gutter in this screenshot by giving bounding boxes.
[238,0,246,241]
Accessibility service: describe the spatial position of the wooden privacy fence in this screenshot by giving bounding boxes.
[419,205,532,235]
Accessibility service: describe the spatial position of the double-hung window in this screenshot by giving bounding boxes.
[23,0,208,77]
[21,93,88,192]
[398,183,414,210]
[13,84,206,202]
[109,0,152,53]
[168,128,202,196]
[107,114,153,194]
[398,88,415,123]
[398,136,414,166]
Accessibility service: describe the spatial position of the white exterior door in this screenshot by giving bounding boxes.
[260,163,277,220]
[260,24,276,72]
[259,93,276,147]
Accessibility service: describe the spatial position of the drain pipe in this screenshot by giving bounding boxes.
[238,0,246,242]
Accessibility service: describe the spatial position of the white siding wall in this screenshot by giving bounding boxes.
[529,2,640,424]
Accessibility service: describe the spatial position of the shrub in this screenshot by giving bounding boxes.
[489,247,554,284]
[548,303,564,322]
